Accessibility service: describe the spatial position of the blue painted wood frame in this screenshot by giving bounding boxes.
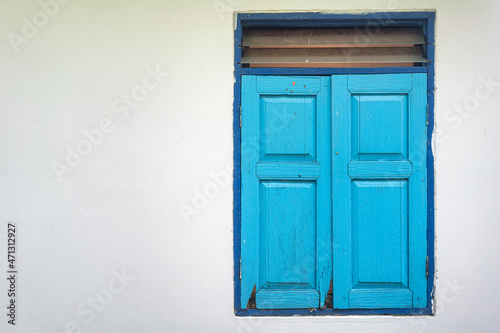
[233,11,435,316]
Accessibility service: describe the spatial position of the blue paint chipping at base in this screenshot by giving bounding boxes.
[233,11,436,316]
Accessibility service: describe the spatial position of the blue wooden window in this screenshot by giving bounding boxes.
[234,12,435,316]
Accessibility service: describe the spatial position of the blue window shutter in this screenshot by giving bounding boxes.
[332,74,427,309]
[241,76,332,309]
[241,74,427,310]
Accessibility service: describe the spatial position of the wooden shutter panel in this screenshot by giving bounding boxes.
[241,76,332,309]
[241,27,427,68]
[332,74,427,308]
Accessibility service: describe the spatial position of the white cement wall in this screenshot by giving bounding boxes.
[1,0,500,332]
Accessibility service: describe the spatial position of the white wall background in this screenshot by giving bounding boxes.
[1,0,500,332]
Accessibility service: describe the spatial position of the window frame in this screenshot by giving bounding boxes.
[233,11,435,316]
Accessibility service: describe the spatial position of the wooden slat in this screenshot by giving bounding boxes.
[349,288,413,308]
[243,27,425,47]
[250,44,416,49]
[249,62,416,68]
[348,161,413,179]
[240,75,260,309]
[256,289,320,309]
[256,76,321,93]
[256,162,320,180]
[331,75,351,309]
[241,47,426,64]
[348,73,413,92]
[408,73,428,308]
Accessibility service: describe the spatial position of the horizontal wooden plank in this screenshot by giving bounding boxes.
[348,161,412,179]
[262,282,312,289]
[256,289,320,309]
[241,67,428,75]
[243,28,425,47]
[248,44,417,49]
[249,62,417,68]
[256,162,320,179]
[256,76,321,93]
[349,288,413,308]
[241,47,426,64]
[348,73,413,92]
